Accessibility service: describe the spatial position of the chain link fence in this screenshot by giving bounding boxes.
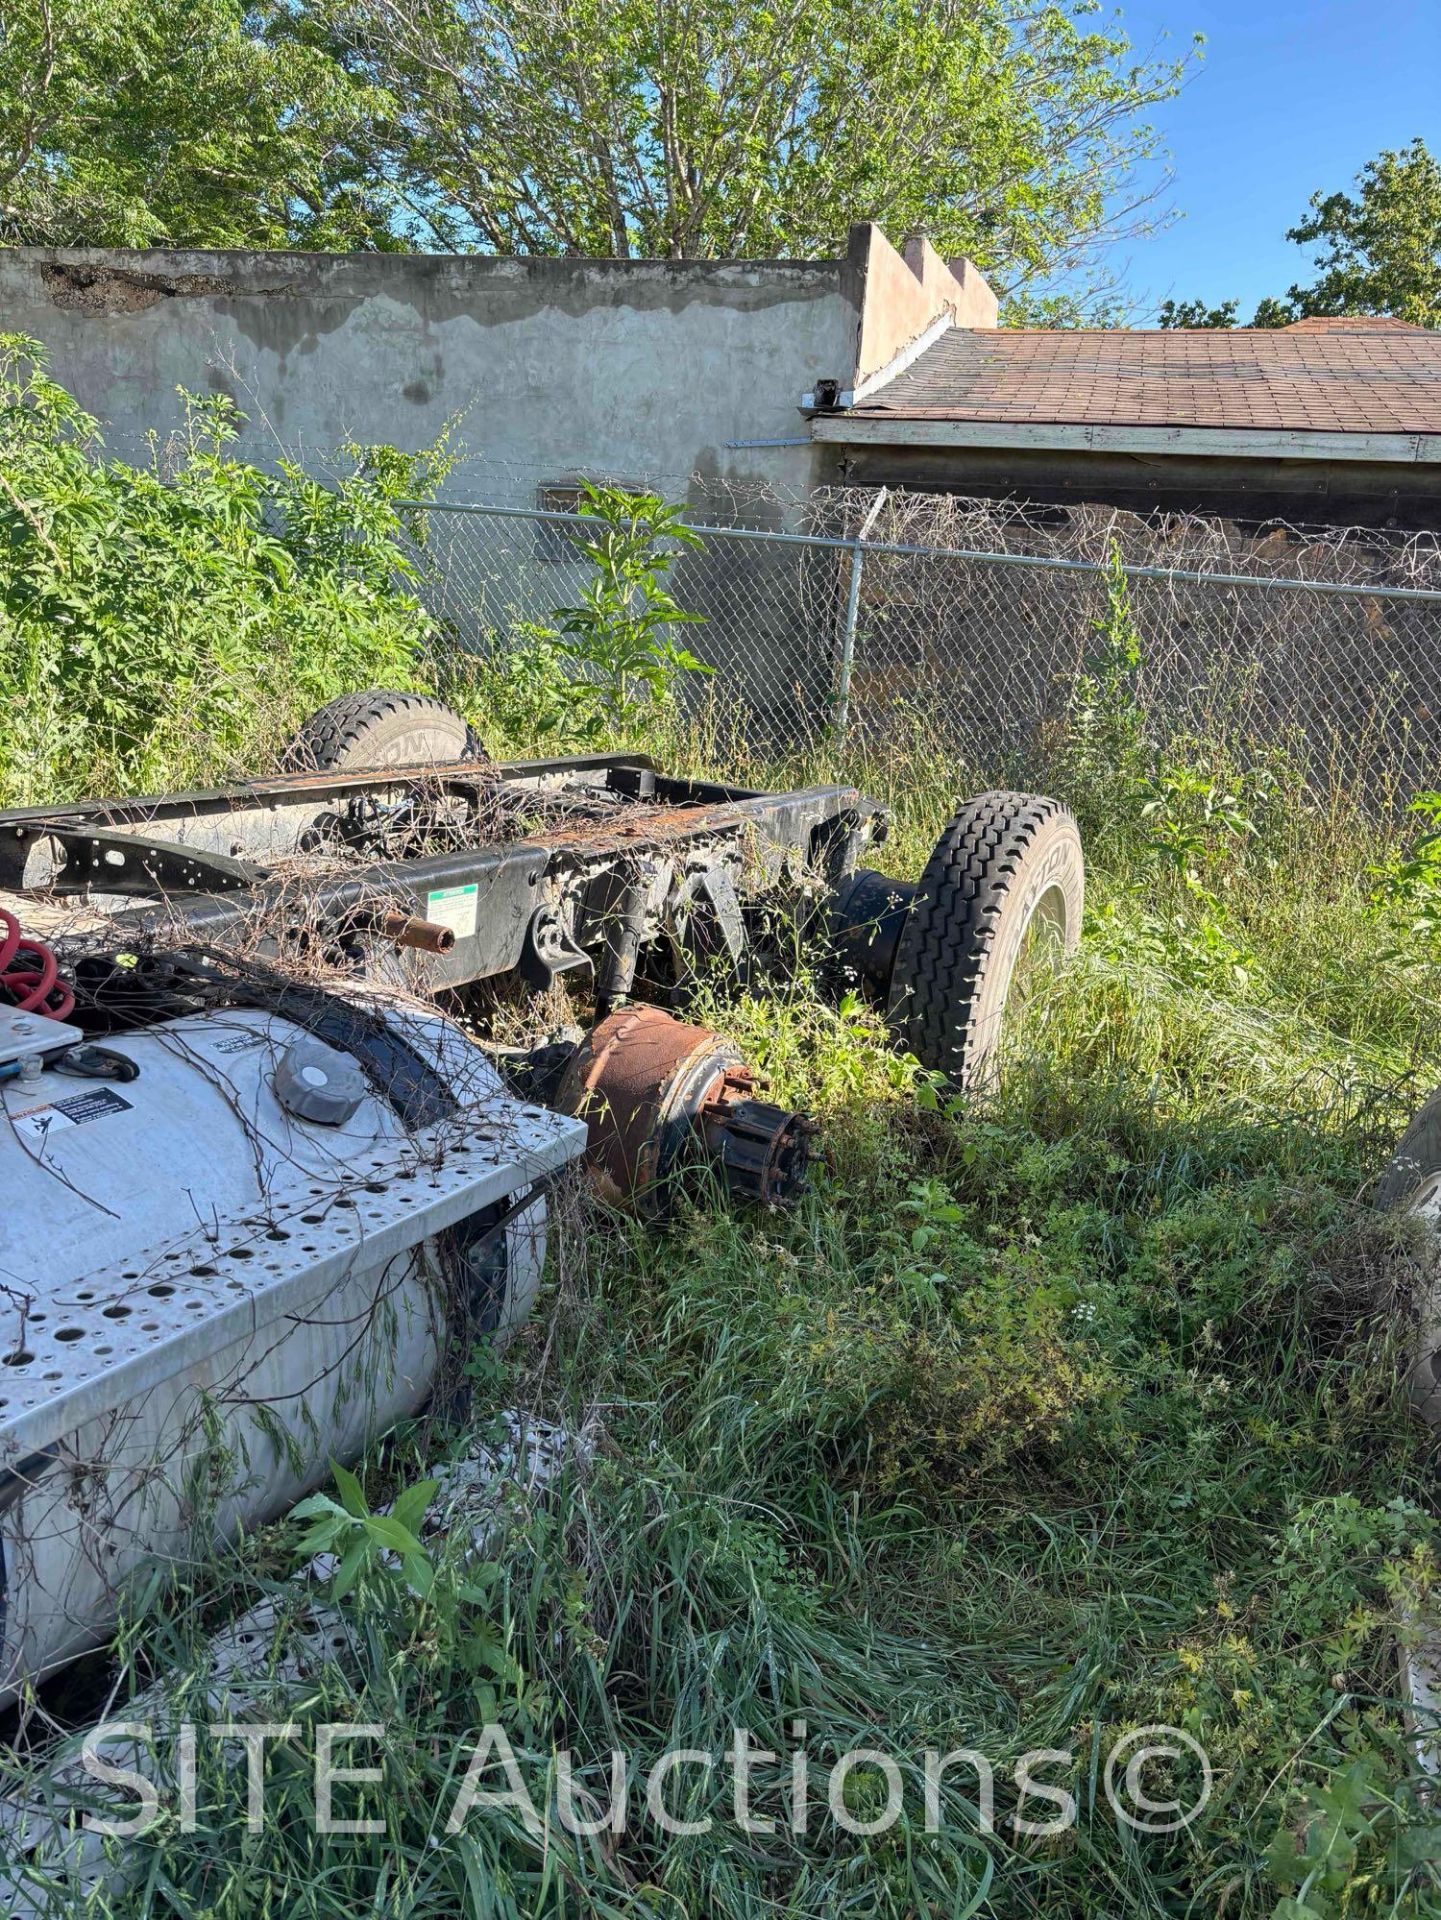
[409,487,1441,805]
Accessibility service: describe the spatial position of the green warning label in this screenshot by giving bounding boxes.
[424,882,479,941]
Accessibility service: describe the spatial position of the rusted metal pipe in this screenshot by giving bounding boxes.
[379,910,456,955]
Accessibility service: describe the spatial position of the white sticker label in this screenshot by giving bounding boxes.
[211,1031,266,1056]
[12,1086,135,1144]
[424,883,479,941]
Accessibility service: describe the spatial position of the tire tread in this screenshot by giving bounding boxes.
[283,690,482,770]
[888,790,1078,1085]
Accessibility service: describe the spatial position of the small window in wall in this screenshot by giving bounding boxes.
[535,480,646,558]
[535,483,585,561]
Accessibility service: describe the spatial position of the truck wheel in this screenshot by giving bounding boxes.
[283,690,485,771]
[887,792,1084,1089]
[1378,1089,1441,1427]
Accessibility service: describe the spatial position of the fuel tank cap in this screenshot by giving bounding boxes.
[273,1034,368,1126]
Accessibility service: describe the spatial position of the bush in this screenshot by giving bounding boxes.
[465,483,711,749]
[0,334,451,803]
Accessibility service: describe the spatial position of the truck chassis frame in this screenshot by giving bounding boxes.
[0,754,891,1008]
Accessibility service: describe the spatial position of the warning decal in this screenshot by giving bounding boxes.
[12,1086,135,1144]
[424,882,479,941]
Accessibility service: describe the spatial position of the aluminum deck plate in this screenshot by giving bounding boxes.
[0,1099,586,1460]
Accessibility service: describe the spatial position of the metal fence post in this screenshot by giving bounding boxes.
[833,489,887,745]
[398,496,1441,804]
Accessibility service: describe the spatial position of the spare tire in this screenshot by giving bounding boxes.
[887,791,1084,1089]
[1378,1089,1441,1427]
[283,690,484,772]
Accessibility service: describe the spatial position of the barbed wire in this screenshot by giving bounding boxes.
[407,487,1441,807]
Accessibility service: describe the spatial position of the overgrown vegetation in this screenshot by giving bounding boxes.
[469,483,712,747]
[6,466,1441,1918]
[0,334,451,804]
[0,370,709,800]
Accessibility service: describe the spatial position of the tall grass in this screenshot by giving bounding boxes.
[7,560,1441,1915]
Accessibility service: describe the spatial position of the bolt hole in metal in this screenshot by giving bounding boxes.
[54,1328,85,1343]
[3,1351,33,1368]
[102,1305,131,1321]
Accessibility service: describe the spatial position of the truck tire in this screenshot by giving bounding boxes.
[283,690,485,772]
[1378,1089,1441,1427]
[887,791,1084,1089]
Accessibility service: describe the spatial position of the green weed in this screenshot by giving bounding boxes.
[6,446,1441,1918]
[0,334,456,805]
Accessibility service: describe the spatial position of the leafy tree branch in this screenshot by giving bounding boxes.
[1154,137,1441,330]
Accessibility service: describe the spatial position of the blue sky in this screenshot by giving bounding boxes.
[1103,0,1439,319]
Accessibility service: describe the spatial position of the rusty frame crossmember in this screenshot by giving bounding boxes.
[0,754,887,999]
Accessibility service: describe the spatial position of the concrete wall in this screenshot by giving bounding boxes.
[0,247,862,516]
[0,228,997,519]
[849,226,997,391]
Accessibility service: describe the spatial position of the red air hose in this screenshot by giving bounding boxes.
[0,910,75,1021]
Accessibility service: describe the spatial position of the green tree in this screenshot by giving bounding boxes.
[1157,296,1238,328]
[1154,295,1291,328]
[1147,139,1441,330]
[0,0,395,247]
[309,0,1194,309]
[1249,295,1296,328]
[1285,136,1441,326]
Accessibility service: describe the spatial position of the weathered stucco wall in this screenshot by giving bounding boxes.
[0,247,861,515]
[0,231,993,723]
[849,228,996,390]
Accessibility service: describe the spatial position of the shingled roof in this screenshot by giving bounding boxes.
[850,317,1441,437]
